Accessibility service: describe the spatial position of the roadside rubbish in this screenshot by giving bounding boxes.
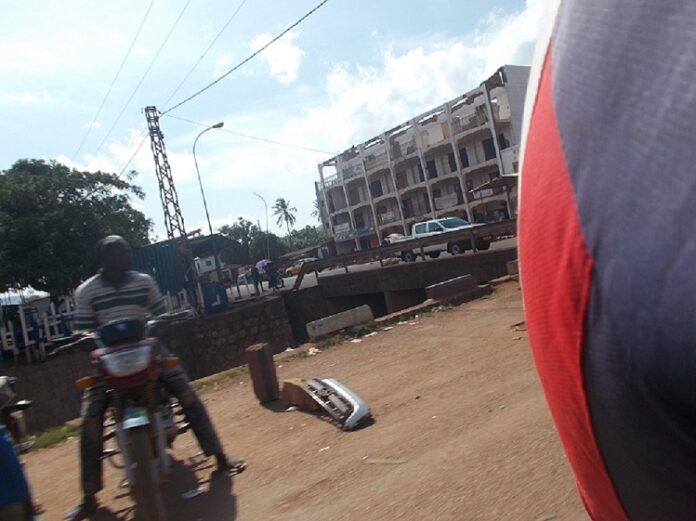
[350,338,362,343]
[363,332,378,337]
[319,446,331,452]
[382,326,394,331]
[182,488,205,499]
[363,458,407,465]
[280,378,371,430]
[307,347,322,356]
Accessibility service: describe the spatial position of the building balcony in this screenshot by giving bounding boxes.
[434,192,465,211]
[468,185,508,205]
[377,210,401,226]
[402,202,432,221]
[462,157,498,176]
[500,145,519,175]
[341,162,365,181]
[430,170,460,186]
[364,149,389,172]
[329,203,350,216]
[323,174,342,189]
[373,190,398,203]
[451,110,488,136]
[390,137,418,162]
[333,222,376,242]
[399,180,428,195]
[350,199,372,211]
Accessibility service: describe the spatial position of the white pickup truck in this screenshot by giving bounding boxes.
[392,217,491,262]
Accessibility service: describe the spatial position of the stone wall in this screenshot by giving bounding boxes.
[4,296,294,433]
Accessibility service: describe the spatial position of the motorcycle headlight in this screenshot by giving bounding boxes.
[101,344,152,377]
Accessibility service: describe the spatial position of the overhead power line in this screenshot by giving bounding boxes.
[94,0,192,156]
[72,0,156,161]
[162,113,332,154]
[161,0,248,109]
[118,132,150,176]
[161,0,331,115]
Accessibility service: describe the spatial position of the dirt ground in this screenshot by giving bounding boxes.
[24,281,588,521]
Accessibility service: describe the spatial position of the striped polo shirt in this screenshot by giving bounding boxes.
[73,271,167,331]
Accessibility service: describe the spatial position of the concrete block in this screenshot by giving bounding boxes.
[306,304,373,340]
[425,274,476,301]
[506,260,519,275]
[245,343,279,403]
[280,379,321,411]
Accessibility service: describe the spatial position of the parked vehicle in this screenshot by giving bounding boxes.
[74,318,187,521]
[394,217,491,262]
[285,257,320,277]
[0,376,33,453]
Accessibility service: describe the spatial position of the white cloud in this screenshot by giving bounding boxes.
[212,54,232,77]
[250,31,304,84]
[0,91,51,104]
[277,0,544,153]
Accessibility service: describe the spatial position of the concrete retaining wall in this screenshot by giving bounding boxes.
[306,305,374,340]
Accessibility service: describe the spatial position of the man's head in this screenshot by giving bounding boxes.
[96,235,133,273]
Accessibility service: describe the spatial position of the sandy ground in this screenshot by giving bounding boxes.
[24,281,588,521]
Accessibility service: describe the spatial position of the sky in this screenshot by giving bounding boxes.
[0,0,544,240]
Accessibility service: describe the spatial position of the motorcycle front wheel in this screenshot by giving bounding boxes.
[129,427,166,521]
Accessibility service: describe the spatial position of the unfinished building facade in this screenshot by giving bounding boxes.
[316,64,529,253]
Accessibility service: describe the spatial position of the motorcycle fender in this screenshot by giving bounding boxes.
[122,407,150,430]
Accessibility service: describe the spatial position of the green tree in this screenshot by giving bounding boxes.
[0,159,151,297]
[218,217,259,265]
[249,231,288,262]
[272,197,297,235]
[285,225,325,251]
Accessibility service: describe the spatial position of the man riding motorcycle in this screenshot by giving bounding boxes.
[65,236,245,521]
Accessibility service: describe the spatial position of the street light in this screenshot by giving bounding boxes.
[254,192,270,259]
[193,122,224,286]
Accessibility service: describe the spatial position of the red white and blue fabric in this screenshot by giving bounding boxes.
[519,1,696,520]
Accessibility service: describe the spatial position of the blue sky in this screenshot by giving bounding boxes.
[0,0,542,239]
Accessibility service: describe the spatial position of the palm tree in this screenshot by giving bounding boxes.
[273,197,297,235]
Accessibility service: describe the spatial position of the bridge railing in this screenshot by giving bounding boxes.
[292,219,517,290]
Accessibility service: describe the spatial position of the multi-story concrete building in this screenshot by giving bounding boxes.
[315,65,529,254]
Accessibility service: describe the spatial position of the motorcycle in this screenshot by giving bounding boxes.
[74,318,186,521]
[0,376,34,453]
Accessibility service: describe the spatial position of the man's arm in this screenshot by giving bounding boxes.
[146,276,167,317]
[73,286,97,332]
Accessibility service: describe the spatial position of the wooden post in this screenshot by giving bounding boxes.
[17,305,31,363]
[245,343,279,403]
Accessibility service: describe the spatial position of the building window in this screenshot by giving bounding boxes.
[432,188,441,198]
[426,159,438,179]
[498,133,510,149]
[482,138,496,161]
[458,146,470,168]
[205,260,213,267]
[447,152,457,172]
[370,180,383,198]
[417,163,425,182]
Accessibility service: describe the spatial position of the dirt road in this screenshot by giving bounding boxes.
[24,281,587,521]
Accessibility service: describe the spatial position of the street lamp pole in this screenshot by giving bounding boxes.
[193,122,224,284]
[254,192,270,259]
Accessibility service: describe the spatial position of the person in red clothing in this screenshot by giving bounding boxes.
[520,1,696,520]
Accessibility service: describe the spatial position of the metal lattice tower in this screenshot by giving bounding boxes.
[145,106,187,239]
